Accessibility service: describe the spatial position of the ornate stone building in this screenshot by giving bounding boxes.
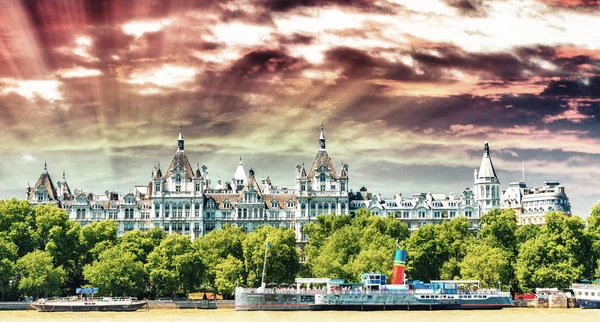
[26,128,570,239]
[502,180,571,225]
[26,125,349,242]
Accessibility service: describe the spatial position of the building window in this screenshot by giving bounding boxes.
[341,183,346,191]
[195,183,200,192]
[403,211,409,218]
[176,185,181,192]
[224,200,231,209]
[271,200,279,208]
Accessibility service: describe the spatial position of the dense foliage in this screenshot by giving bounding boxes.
[3,197,600,300]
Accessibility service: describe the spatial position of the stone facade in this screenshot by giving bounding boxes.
[26,129,570,240]
[502,180,571,225]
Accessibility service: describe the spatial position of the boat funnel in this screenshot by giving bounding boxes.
[390,249,407,284]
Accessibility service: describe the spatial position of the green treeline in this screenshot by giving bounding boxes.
[2,198,600,300]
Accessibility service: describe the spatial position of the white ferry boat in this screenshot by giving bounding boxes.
[30,297,148,312]
[572,283,600,309]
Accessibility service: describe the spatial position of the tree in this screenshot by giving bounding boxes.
[0,199,40,257]
[436,217,475,279]
[515,212,590,291]
[515,224,541,249]
[0,238,18,299]
[117,229,162,263]
[243,226,299,287]
[83,246,147,296]
[215,255,244,298]
[146,234,204,297]
[460,242,510,288]
[478,208,518,256]
[402,224,443,281]
[588,202,600,234]
[15,250,65,298]
[80,220,118,264]
[194,224,245,289]
[304,209,409,282]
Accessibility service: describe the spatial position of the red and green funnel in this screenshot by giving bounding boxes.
[390,249,407,284]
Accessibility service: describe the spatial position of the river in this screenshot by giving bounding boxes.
[1,308,598,322]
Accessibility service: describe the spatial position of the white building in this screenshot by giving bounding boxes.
[27,125,349,242]
[25,128,571,239]
[350,188,479,231]
[502,180,571,225]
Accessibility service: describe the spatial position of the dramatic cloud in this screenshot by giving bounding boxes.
[1,0,600,217]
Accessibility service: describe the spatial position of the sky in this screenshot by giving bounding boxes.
[1,0,600,218]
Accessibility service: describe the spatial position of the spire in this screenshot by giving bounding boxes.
[477,141,497,179]
[43,161,47,173]
[319,123,326,151]
[62,170,66,180]
[177,126,184,151]
[483,140,490,156]
[234,157,246,181]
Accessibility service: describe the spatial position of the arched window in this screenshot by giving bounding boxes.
[320,173,326,182]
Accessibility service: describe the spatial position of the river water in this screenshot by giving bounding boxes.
[2,308,597,322]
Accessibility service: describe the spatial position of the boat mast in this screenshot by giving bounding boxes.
[260,237,269,289]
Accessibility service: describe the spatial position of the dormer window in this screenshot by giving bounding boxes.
[271,200,279,208]
[320,173,326,182]
[207,200,215,208]
[224,200,231,209]
[287,200,295,208]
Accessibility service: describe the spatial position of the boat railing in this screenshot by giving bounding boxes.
[572,283,600,290]
[37,297,139,303]
[236,287,510,297]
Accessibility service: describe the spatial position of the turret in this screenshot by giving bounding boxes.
[319,123,326,152]
[474,141,500,214]
[177,125,184,151]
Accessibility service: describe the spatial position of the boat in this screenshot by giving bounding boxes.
[572,283,600,308]
[29,297,148,312]
[235,246,512,311]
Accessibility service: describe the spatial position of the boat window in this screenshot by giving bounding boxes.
[578,292,582,295]
[265,295,278,302]
[585,292,589,296]
[421,296,424,299]
[301,296,314,302]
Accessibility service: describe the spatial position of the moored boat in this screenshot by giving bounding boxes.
[29,297,148,312]
[235,247,512,311]
[572,283,600,308]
